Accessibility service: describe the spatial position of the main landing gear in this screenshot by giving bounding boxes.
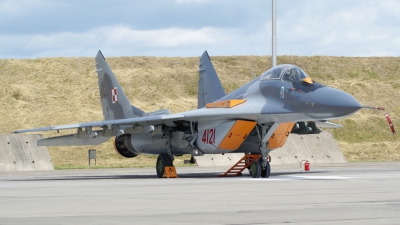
[156,129,178,178]
[156,153,178,178]
[156,153,172,177]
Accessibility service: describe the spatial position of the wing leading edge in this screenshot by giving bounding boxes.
[13,113,185,133]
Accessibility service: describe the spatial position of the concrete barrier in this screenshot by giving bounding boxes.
[0,135,17,171]
[194,153,244,167]
[0,134,53,171]
[196,131,346,167]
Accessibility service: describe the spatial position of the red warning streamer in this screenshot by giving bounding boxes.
[385,113,396,135]
[365,106,396,135]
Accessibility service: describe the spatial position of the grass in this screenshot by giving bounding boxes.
[54,155,195,170]
[1,55,399,168]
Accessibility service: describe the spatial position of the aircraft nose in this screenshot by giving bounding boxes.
[311,87,361,119]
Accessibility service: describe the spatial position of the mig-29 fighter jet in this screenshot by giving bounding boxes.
[14,50,385,178]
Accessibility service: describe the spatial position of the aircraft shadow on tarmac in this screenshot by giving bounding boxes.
[11,171,325,181]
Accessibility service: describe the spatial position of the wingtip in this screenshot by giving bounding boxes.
[201,50,210,60]
[96,50,105,60]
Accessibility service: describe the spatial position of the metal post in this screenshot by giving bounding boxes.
[272,0,277,67]
[88,149,96,166]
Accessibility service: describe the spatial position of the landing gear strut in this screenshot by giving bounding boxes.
[156,128,178,178]
[255,123,279,178]
[259,124,271,178]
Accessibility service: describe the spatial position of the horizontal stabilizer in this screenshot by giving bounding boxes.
[145,109,170,117]
[38,134,111,146]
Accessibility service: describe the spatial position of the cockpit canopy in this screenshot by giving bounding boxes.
[260,64,313,84]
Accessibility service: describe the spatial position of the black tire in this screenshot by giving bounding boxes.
[249,160,261,178]
[261,159,271,178]
[156,153,173,178]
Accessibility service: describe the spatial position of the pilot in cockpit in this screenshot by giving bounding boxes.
[282,68,302,82]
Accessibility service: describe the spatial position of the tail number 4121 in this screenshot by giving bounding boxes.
[202,128,216,145]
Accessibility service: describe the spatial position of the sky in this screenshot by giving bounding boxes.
[1,0,400,58]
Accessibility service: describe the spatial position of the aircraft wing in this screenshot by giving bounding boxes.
[13,113,186,133]
[12,104,294,147]
[13,102,293,134]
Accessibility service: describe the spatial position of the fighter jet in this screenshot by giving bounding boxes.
[14,50,367,178]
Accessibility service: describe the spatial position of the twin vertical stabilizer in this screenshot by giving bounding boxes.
[96,50,225,118]
[197,51,226,108]
[95,51,145,120]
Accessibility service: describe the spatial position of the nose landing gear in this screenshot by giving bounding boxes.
[248,156,271,178]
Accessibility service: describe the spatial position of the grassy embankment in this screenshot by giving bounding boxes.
[1,55,399,169]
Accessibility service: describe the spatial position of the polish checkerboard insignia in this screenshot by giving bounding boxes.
[111,87,118,103]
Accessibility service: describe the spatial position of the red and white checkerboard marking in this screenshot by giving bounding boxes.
[111,87,118,103]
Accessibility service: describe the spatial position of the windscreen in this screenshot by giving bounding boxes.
[260,64,313,84]
[260,65,287,80]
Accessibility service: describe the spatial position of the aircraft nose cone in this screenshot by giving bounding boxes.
[311,87,361,119]
[319,87,361,107]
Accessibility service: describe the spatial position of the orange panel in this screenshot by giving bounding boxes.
[206,99,246,108]
[302,77,313,84]
[218,120,257,150]
[268,122,295,149]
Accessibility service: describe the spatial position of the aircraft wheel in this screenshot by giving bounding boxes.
[249,160,261,178]
[261,159,271,178]
[156,153,173,178]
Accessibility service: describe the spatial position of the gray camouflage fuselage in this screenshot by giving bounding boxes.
[13,51,362,158]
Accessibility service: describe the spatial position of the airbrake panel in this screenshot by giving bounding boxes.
[268,122,295,149]
[218,120,257,150]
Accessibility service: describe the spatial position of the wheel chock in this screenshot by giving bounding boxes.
[162,166,178,178]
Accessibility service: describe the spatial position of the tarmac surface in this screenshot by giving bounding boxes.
[1,162,400,225]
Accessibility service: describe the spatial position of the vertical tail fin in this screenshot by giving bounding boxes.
[197,51,226,109]
[95,50,145,120]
